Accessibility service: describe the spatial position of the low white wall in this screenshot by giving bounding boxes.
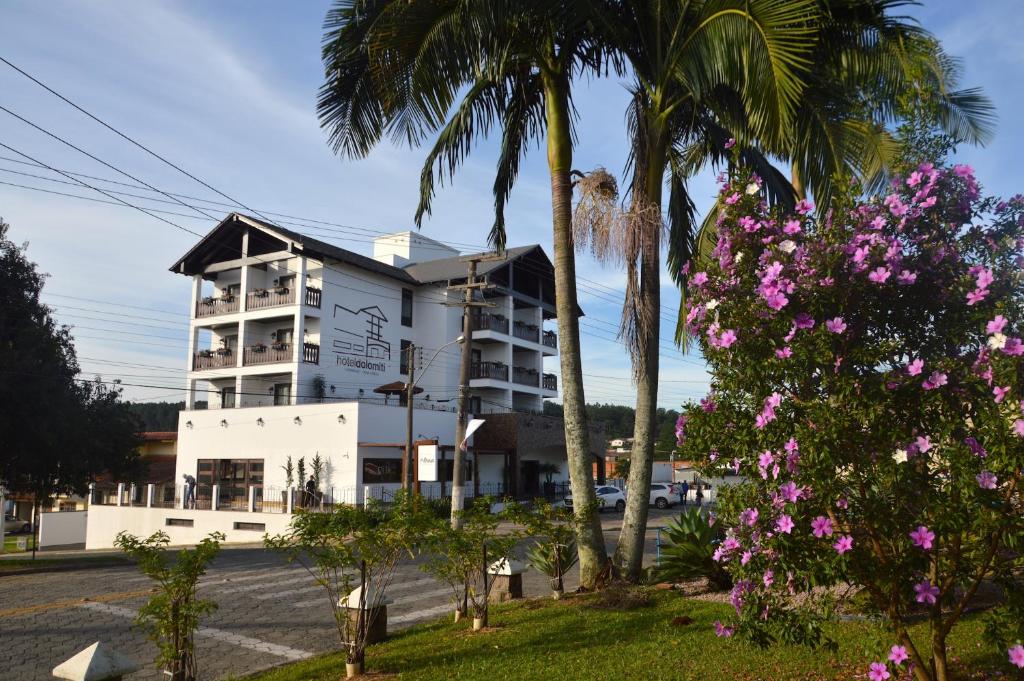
[38,510,87,548]
[86,505,294,550]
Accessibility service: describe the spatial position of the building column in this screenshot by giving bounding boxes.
[116,483,124,507]
[236,319,247,370]
[146,484,155,508]
[292,257,307,367]
[185,322,200,408]
[190,274,202,320]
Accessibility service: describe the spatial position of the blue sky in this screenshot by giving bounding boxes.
[1,1,1021,409]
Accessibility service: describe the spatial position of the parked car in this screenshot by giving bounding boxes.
[649,483,677,509]
[4,514,31,534]
[564,485,626,513]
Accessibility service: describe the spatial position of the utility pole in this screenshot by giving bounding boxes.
[447,254,502,528]
[403,342,417,495]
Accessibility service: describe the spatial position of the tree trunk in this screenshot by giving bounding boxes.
[544,72,607,589]
[932,629,948,681]
[614,124,665,581]
[791,160,805,200]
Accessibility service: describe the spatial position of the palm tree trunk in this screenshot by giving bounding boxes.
[615,127,665,580]
[791,160,805,199]
[544,72,607,589]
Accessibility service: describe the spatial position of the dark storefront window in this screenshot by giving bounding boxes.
[362,458,402,484]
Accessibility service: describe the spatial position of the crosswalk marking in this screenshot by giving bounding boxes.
[389,602,454,625]
[256,576,438,602]
[292,585,452,610]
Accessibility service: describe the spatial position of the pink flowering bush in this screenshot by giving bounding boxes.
[677,160,1024,681]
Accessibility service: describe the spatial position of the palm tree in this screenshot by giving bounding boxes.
[577,0,819,581]
[317,0,614,588]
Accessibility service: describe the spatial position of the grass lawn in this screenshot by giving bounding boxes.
[239,591,1005,681]
[2,535,36,552]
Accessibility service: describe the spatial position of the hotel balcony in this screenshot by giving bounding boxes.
[471,312,509,334]
[192,349,236,370]
[470,361,509,381]
[196,295,240,317]
[246,286,295,310]
[542,330,557,349]
[512,366,540,387]
[469,312,557,354]
[512,320,540,343]
[241,342,321,366]
[542,373,558,391]
[194,285,322,321]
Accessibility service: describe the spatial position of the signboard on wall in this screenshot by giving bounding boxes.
[418,444,438,482]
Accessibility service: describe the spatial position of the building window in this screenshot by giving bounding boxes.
[362,458,402,484]
[400,340,411,375]
[441,459,472,482]
[273,383,291,405]
[233,522,266,532]
[401,288,413,327]
[221,387,236,409]
[166,518,194,527]
[469,396,482,414]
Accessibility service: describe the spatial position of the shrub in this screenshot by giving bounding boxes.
[654,508,731,590]
[677,156,1024,680]
[510,499,580,598]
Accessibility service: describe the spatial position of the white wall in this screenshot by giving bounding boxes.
[38,510,87,548]
[86,505,293,550]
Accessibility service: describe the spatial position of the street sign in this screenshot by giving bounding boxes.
[418,444,438,482]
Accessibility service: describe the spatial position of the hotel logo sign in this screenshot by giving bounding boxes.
[332,304,390,374]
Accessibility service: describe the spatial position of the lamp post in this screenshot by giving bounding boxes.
[404,335,464,494]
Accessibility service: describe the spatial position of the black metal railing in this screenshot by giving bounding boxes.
[244,343,292,365]
[471,313,509,334]
[542,373,558,391]
[542,330,557,349]
[196,295,240,317]
[193,350,235,370]
[303,342,320,364]
[304,286,322,309]
[470,361,509,381]
[512,366,540,387]
[512,321,540,343]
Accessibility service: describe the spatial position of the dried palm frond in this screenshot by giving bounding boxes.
[573,167,627,263]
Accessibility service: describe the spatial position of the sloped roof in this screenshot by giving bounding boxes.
[402,245,539,284]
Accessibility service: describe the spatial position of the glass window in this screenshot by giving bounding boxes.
[221,387,236,409]
[273,383,291,406]
[400,340,411,375]
[363,457,402,484]
[401,288,413,327]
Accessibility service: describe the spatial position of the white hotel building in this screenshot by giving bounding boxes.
[86,213,605,549]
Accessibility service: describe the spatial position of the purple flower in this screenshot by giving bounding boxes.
[725,192,741,205]
[794,313,815,330]
[967,289,989,305]
[914,580,939,605]
[906,358,924,376]
[987,315,1008,335]
[976,471,997,490]
[1009,645,1024,669]
[775,514,794,534]
[976,267,995,290]
[922,371,947,390]
[675,413,687,446]
[811,516,833,538]
[779,481,801,504]
[826,317,847,334]
[795,199,814,215]
[896,270,917,285]
[1014,419,1024,437]
[739,507,759,527]
[713,620,734,637]
[1004,337,1024,355]
[915,435,932,454]
[994,385,1010,403]
[700,395,717,412]
[868,267,891,284]
[775,346,793,359]
[783,219,802,235]
[739,216,758,232]
[836,497,848,510]
[718,329,738,348]
[909,526,934,550]
[868,662,891,681]
[964,437,987,458]
[889,645,909,665]
[833,535,853,554]
[724,138,736,150]
[691,271,709,286]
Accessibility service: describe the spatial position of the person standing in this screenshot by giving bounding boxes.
[304,475,317,509]
[695,483,704,507]
[680,480,690,507]
[182,473,196,509]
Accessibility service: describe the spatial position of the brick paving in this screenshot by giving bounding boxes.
[0,508,682,680]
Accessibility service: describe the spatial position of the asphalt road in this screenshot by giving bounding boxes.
[0,507,683,681]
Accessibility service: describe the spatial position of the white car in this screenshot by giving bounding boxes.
[564,485,626,513]
[648,483,678,509]
[3,514,31,534]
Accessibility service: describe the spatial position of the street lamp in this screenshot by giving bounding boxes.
[404,335,464,493]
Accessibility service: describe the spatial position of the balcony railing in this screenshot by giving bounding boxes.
[471,313,509,334]
[305,286,322,309]
[193,349,236,370]
[303,342,320,364]
[512,321,540,343]
[542,330,558,349]
[542,373,558,391]
[470,361,509,381]
[247,287,295,310]
[196,296,239,317]
[243,343,293,365]
[512,366,540,387]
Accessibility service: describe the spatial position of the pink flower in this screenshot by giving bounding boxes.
[795,199,813,215]
[763,570,774,588]
[725,192,741,205]
[953,163,974,178]
[833,535,853,554]
[794,313,815,330]
[976,471,997,489]
[868,662,891,681]
[714,620,734,637]
[775,514,794,534]
[724,138,736,149]
[718,329,738,348]
[976,268,995,290]
[986,315,1008,335]
[826,317,847,334]
[922,372,947,390]
[739,216,759,232]
[1004,337,1024,355]
[691,271,709,286]
[775,346,793,359]
[967,289,989,305]
[1008,645,1024,668]
[740,507,759,527]
[909,526,934,550]
[889,645,909,665]
[906,358,924,376]
[994,385,1010,403]
[783,219,802,235]
[896,270,917,285]
[914,580,939,605]
[811,516,833,538]
[1014,419,1024,437]
[915,435,932,453]
[868,267,891,284]
[836,497,848,510]
[779,481,802,504]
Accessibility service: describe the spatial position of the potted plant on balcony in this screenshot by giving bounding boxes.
[252,342,267,354]
[201,295,216,305]
[198,349,214,359]
[253,287,268,298]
